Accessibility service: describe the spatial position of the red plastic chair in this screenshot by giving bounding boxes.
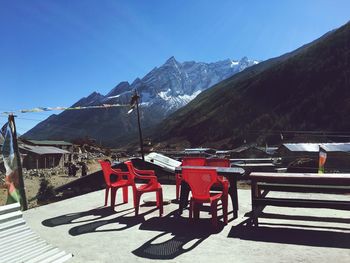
[205,158,230,168]
[98,160,134,211]
[205,158,231,188]
[176,157,207,200]
[181,167,228,227]
[125,161,163,216]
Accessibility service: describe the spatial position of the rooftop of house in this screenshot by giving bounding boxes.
[283,143,350,152]
[23,185,350,263]
[23,139,73,146]
[19,144,70,155]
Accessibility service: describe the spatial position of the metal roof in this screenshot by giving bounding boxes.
[231,144,256,153]
[184,148,215,152]
[283,143,350,152]
[26,140,73,146]
[322,144,350,152]
[183,148,217,156]
[19,144,70,155]
[0,202,72,262]
[216,150,233,154]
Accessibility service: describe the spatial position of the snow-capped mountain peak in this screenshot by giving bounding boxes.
[78,56,259,116]
[106,81,130,97]
[24,55,260,147]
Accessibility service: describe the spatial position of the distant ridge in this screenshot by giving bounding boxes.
[154,22,350,148]
[23,56,259,147]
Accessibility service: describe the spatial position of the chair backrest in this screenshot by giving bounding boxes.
[124,161,137,180]
[98,160,113,186]
[205,158,230,167]
[181,168,218,201]
[181,157,207,166]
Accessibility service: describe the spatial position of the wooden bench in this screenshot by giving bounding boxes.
[249,172,350,226]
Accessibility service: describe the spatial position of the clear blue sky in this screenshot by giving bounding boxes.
[1,0,349,134]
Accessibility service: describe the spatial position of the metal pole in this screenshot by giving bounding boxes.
[8,114,28,210]
[135,94,145,161]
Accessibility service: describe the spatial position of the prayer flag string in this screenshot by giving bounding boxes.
[0,103,129,115]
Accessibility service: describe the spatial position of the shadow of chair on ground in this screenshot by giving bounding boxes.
[67,207,160,236]
[41,202,159,236]
[132,211,225,260]
[228,211,350,249]
[42,206,119,227]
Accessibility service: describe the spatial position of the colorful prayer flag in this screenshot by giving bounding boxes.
[1,122,22,205]
[318,146,327,174]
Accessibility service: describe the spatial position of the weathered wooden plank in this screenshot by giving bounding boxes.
[254,197,350,210]
[250,173,350,185]
[258,183,350,194]
[250,172,350,180]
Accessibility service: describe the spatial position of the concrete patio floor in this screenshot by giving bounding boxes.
[23,185,350,263]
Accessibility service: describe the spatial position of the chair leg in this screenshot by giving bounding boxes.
[134,192,141,216]
[111,188,117,211]
[156,190,160,207]
[176,180,180,200]
[211,201,218,228]
[194,202,200,220]
[104,187,110,206]
[189,199,193,220]
[223,197,228,225]
[122,186,128,203]
[133,189,137,208]
[157,189,164,216]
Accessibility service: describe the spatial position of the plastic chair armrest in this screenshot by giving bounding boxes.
[118,171,133,181]
[134,168,155,176]
[136,174,158,184]
[217,177,229,192]
[111,168,131,181]
[108,168,122,181]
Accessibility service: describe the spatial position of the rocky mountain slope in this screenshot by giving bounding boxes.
[23,56,258,147]
[154,22,350,148]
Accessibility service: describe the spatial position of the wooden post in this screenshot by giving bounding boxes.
[130,90,144,161]
[250,179,258,226]
[8,115,28,210]
[135,95,144,161]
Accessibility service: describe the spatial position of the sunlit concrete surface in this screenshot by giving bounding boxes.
[23,185,350,263]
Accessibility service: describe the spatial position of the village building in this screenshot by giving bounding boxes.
[19,139,74,168]
[228,144,278,158]
[0,140,70,170]
[22,139,73,152]
[19,143,71,170]
[277,143,350,172]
